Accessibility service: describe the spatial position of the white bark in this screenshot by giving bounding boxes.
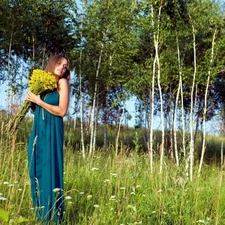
[189,22,197,181]
[174,31,182,167]
[149,7,156,174]
[89,42,104,154]
[115,105,125,156]
[198,29,216,175]
[78,12,85,158]
[153,4,164,174]
[180,79,186,158]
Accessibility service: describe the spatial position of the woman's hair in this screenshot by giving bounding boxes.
[45,54,70,80]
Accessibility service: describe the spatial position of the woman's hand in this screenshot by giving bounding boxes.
[26,91,41,105]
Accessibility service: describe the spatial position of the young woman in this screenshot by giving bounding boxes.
[26,54,70,224]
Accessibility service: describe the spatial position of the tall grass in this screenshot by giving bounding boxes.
[1,120,225,224]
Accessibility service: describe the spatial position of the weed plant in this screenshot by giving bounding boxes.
[1,120,225,224]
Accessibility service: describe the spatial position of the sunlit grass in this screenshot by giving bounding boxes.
[1,122,225,224]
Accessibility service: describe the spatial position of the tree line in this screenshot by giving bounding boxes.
[1,0,225,178]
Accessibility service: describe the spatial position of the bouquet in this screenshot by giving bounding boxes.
[8,69,57,135]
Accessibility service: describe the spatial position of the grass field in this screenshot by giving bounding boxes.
[1,133,225,225]
[1,116,225,224]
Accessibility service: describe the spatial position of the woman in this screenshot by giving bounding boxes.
[26,54,70,224]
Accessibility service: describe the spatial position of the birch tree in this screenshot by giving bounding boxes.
[198,29,216,175]
[75,0,138,153]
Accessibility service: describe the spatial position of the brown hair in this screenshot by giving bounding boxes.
[45,54,70,81]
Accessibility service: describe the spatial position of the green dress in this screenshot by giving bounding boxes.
[28,91,64,224]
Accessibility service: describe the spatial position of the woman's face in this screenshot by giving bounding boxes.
[53,57,68,77]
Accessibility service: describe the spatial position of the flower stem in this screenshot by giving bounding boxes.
[8,100,31,135]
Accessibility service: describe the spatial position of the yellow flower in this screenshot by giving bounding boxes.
[8,69,57,135]
[28,69,57,94]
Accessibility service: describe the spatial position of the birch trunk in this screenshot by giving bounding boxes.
[173,79,180,166]
[103,120,108,150]
[149,13,156,174]
[7,32,13,116]
[189,22,197,181]
[173,30,182,167]
[78,13,85,158]
[180,77,186,158]
[89,42,104,155]
[93,109,98,153]
[153,4,164,174]
[169,85,174,160]
[115,106,125,156]
[198,29,216,175]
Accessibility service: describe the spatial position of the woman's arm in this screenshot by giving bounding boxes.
[26,78,69,117]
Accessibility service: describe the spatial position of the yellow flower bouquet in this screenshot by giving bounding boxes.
[8,69,57,135]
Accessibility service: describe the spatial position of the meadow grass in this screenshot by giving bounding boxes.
[1,120,225,224]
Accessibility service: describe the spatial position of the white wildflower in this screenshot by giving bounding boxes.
[197,220,205,223]
[87,195,92,200]
[197,219,210,224]
[0,197,7,201]
[110,173,117,177]
[65,196,72,200]
[94,204,100,208]
[53,188,61,193]
[104,179,110,183]
[110,195,116,200]
[91,168,99,171]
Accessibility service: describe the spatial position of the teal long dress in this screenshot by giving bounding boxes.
[28,91,64,224]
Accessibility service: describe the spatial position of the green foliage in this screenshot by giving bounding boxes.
[0,0,77,75]
[0,208,29,224]
[0,209,9,223]
[73,0,139,106]
[2,136,225,224]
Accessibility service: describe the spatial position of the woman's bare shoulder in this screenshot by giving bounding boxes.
[58,78,69,92]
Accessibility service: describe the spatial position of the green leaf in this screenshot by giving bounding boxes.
[0,208,10,222]
[16,215,29,223]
